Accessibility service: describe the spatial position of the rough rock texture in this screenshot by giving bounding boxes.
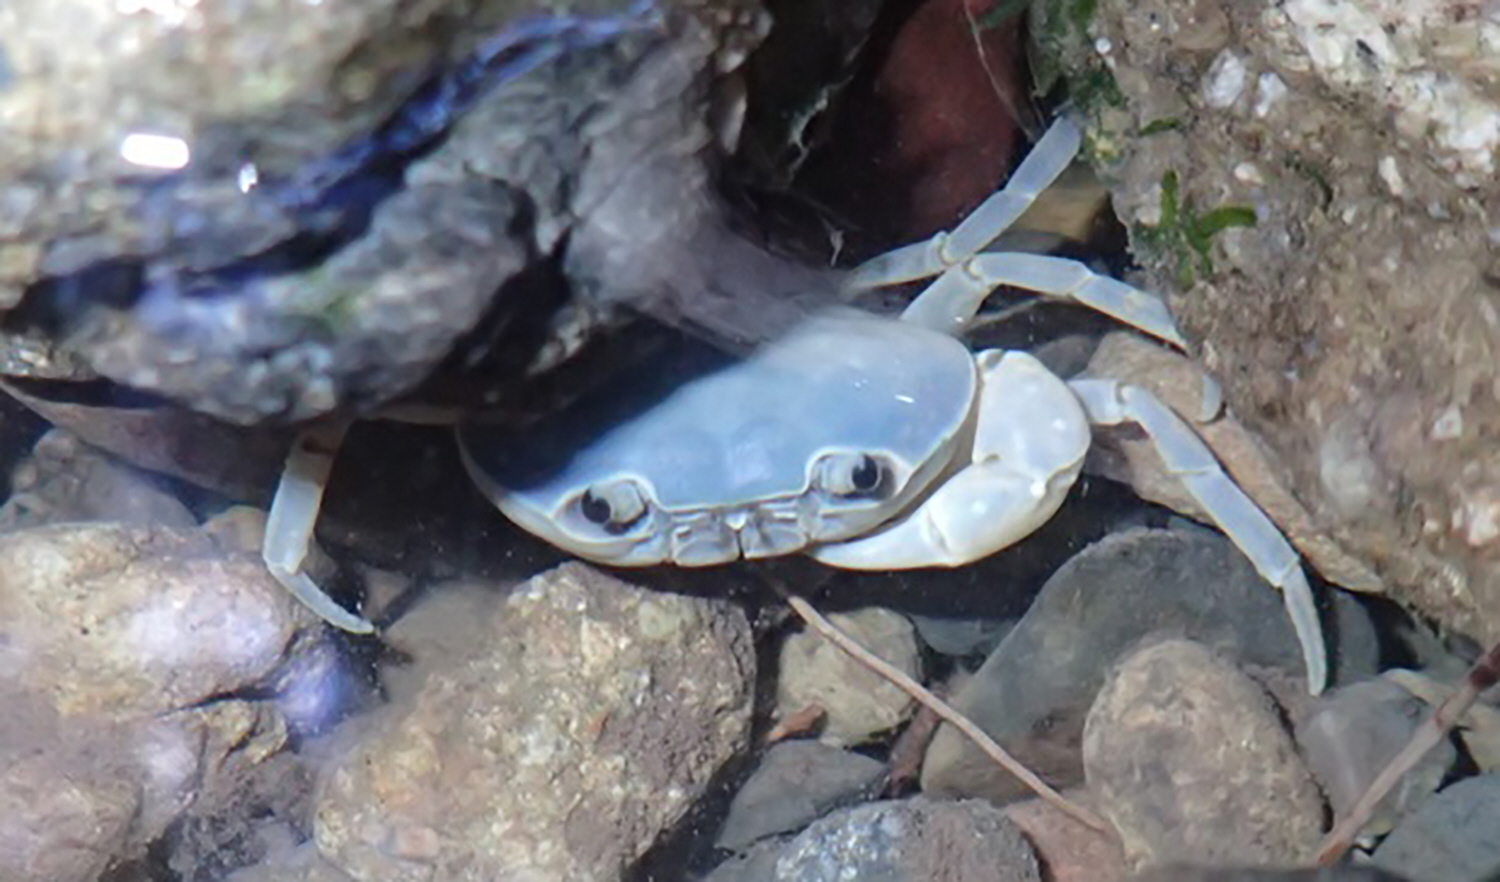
[776,606,921,747]
[0,427,196,530]
[0,0,776,423]
[1083,639,1324,869]
[0,522,319,881]
[773,797,1041,882]
[922,526,1359,803]
[314,562,754,881]
[1037,0,1500,644]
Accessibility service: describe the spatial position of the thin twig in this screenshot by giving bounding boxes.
[1316,637,1500,864]
[770,580,1114,834]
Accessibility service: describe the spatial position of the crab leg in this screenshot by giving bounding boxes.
[1068,377,1328,695]
[263,419,376,633]
[847,117,1085,289]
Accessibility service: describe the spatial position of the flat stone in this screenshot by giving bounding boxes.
[1373,773,1500,882]
[715,740,885,851]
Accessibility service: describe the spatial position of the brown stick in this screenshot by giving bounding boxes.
[771,581,1114,835]
[1315,637,1500,864]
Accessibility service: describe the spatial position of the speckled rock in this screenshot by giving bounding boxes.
[314,562,754,882]
[0,522,317,718]
[776,606,921,747]
[923,527,1331,803]
[1036,0,1500,648]
[1083,639,1324,869]
[773,797,1041,882]
[0,522,318,881]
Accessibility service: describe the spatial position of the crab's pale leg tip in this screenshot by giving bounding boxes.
[1283,568,1328,695]
[274,567,377,634]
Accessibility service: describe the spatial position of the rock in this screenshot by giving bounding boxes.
[1383,669,1500,774]
[1002,791,1127,882]
[909,613,1014,658]
[776,606,921,747]
[1372,774,1500,882]
[0,522,320,880]
[923,526,1335,802]
[1133,867,1413,881]
[314,562,754,881]
[1036,0,1500,648]
[1083,639,1324,868]
[1296,678,1454,836]
[1083,331,1384,596]
[773,797,1041,882]
[715,740,886,851]
[0,522,317,718]
[0,427,196,530]
[701,840,787,882]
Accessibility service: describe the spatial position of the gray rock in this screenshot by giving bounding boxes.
[1084,639,1324,868]
[774,797,1040,882]
[777,606,920,747]
[701,839,787,882]
[0,427,197,530]
[315,562,754,881]
[1133,867,1413,881]
[909,613,1013,658]
[923,526,1330,802]
[716,740,885,851]
[1372,774,1500,882]
[1296,678,1454,836]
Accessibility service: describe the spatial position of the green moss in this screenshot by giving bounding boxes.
[1136,170,1257,288]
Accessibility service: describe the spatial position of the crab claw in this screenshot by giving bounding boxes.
[811,350,1089,569]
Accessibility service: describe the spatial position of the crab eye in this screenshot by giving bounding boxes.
[815,452,892,499]
[575,480,648,534]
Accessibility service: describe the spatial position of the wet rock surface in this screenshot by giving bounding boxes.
[314,563,754,881]
[770,797,1041,882]
[715,740,886,851]
[921,525,1372,803]
[776,605,921,747]
[1371,774,1500,882]
[1083,638,1324,868]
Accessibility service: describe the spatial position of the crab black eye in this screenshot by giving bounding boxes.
[575,480,649,534]
[851,455,880,492]
[814,451,892,499]
[580,491,613,524]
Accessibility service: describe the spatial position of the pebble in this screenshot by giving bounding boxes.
[314,563,754,882]
[1083,638,1324,868]
[1296,678,1454,836]
[923,526,1343,802]
[772,797,1040,882]
[715,740,886,851]
[777,606,920,746]
[1372,773,1500,882]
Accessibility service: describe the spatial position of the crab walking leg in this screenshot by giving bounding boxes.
[263,419,376,634]
[899,254,1188,347]
[812,350,1090,569]
[1068,378,1327,694]
[846,117,1085,289]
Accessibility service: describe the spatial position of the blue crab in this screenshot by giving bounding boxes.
[262,117,1328,694]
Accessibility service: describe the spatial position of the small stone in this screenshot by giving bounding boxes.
[1083,639,1323,868]
[1296,678,1454,836]
[923,526,1333,803]
[715,740,885,851]
[1372,774,1500,882]
[775,798,1041,882]
[777,606,920,746]
[1003,791,1126,882]
[0,428,196,531]
[314,562,754,882]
